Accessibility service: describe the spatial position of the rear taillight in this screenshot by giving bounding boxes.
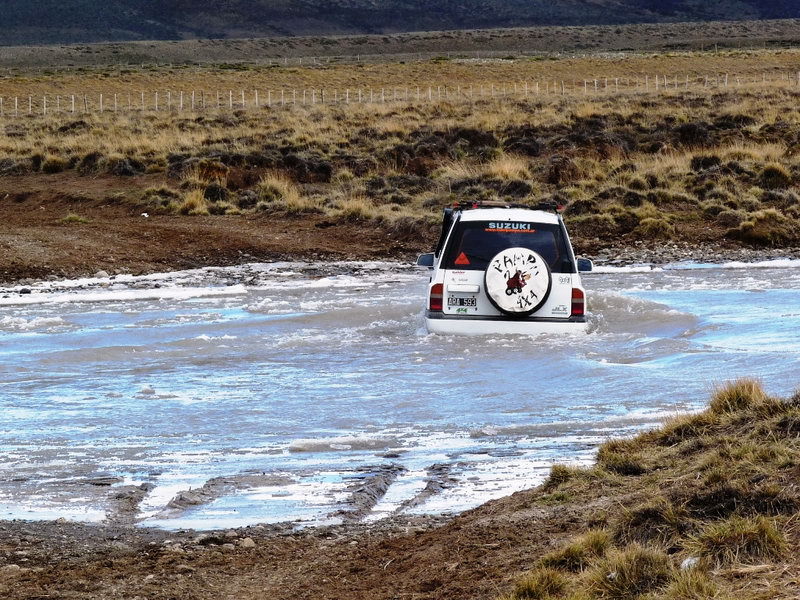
[429,283,444,312]
[571,288,585,316]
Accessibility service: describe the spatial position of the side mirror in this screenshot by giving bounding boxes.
[577,258,593,273]
[416,253,435,268]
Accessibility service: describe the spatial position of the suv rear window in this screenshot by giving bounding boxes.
[443,221,572,272]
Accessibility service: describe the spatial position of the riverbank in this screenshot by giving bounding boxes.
[1,172,799,286]
[0,380,797,599]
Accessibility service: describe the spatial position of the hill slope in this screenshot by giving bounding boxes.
[2,0,800,45]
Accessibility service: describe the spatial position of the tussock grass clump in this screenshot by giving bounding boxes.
[540,530,611,572]
[587,544,673,599]
[727,209,800,246]
[659,570,719,600]
[613,498,690,546]
[256,173,301,205]
[510,567,567,599]
[41,155,70,174]
[60,213,90,224]
[177,189,210,216]
[708,378,767,414]
[759,163,792,190]
[503,378,799,600]
[686,515,786,567]
[485,154,531,180]
[635,217,674,239]
[542,464,584,490]
[332,195,379,221]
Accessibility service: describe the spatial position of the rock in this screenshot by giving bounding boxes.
[139,386,156,396]
[94,270,109,278]
[238,537,256,549]
[680,557,701,570]
[175,564,195,574]
[0,564,25,578]
[220,543,236,552]
[19,288,31,294]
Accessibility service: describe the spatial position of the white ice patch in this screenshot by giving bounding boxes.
[0,285,247,306]
[0,315,67,331]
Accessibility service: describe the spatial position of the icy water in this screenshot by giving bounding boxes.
[1,259,799,530]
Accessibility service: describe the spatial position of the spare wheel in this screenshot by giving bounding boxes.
[484,248,552,316]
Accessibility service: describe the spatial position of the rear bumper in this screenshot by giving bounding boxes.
[425,313,588,336]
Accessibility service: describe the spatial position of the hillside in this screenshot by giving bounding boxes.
[1,0,800,46]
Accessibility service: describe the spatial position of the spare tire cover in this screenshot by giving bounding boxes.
[484,248,552,316]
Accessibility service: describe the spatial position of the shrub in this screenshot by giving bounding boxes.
[687,515,786,567]
[587,545,673,599]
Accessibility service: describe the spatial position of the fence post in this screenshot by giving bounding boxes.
[229,91,233,109]
[83,95,88,113]
[241,90,245,108]
[254,90,258,108]
[114,93,118,112]
[281,89,285,105]
[29,96,32,115]
[0,98,3,117]
[15,97,18,117]
[141,91,144,111]
[155,92,158,111]
[43,96,47,115]
[192,91,196,110]
[56,95,60,112]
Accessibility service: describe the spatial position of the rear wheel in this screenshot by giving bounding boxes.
[484,248,552,316]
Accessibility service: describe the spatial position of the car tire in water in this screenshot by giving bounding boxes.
[484,248,552,317]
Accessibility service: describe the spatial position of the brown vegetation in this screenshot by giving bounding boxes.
[1,51,800,280]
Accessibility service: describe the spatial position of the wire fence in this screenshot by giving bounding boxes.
[2,71,800,117]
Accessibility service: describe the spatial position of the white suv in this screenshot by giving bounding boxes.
[417,202,592,335]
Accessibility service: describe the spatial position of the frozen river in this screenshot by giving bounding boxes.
[1,259,799,529]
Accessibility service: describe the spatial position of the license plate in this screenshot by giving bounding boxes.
[448,296,477,307]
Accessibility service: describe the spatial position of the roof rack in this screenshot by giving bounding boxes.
[452,200,562,213]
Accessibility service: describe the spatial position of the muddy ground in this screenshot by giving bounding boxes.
[0,491,582,600]
[0,173,431,285]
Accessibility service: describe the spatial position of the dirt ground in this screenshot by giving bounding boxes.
[0,491,586,600]
[0,173,432,285]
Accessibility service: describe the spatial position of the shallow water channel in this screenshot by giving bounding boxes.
[1,259,799,529]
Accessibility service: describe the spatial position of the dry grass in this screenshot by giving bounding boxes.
[501,378,800,600]
[1,51,800,247]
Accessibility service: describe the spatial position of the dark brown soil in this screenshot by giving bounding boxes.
[0,173,430,284]
[0,493,585,600]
